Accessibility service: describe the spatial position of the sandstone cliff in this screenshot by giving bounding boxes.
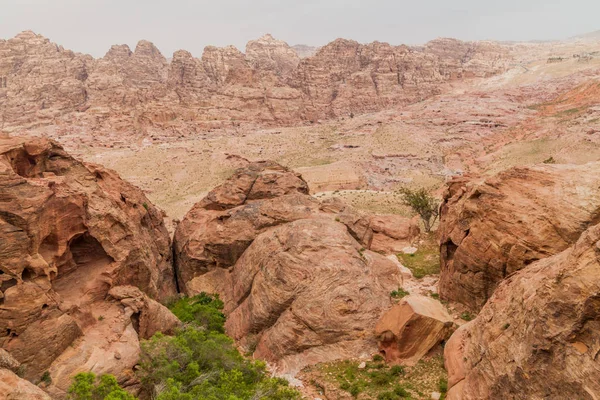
[0,31,510,134]
[438,163,600,310]
[445,220,600,399]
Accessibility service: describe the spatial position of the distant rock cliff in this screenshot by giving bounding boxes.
[0,31,510,134]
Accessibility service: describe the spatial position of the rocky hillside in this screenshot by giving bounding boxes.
[0,31,509,134]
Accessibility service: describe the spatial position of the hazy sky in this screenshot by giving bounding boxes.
[1,0,599,58]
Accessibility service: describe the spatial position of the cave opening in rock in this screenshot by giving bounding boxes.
[52,232,114,309]
[6,149,40,178]
[68,232,111,273]
[21,268,35,281]
[0,278,16,292]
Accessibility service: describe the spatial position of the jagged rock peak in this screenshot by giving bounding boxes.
[133,39,166,60]
[104,44,133,60]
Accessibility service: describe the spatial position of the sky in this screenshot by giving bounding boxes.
[1,0,599,58]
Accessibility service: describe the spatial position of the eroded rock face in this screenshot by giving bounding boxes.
[0,369,51,400]
[375,295,454,366]
[173,161,312,294]
[0,137,177,394]
[226,219,401,374]
[439,163,600,310]
[175,161,407,373]
[444,222,600,400]
[0,31,509,133]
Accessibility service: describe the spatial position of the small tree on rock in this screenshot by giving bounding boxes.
[398,187,440,233]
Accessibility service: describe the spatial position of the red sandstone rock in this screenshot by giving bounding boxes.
[0,369,51,400]
[445,221,600,399]
[375,295,454,366]
[225,219,401,374]
[174,161,409,373]
[439,163,600,310]
[0,137,177,395]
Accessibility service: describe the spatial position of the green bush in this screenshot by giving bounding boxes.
[439,377,448,394]
[390,365,405,376]
[460,312,473,322]
[68,292,300,400]
[397,187,439,233]
[168,293,226,333]
[137,292,300,400]
[390,288,410,299]
[67,373,135,400]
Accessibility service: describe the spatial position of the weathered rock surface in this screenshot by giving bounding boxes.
[0,31,509,134]
[173,161,312,294]
[375,295,454,366]
[0,349,20,372]
[175,161,406,373]
[439,163,600,310]
[0,137,177,395]
[445,221,600,399]
[0,369,51,400]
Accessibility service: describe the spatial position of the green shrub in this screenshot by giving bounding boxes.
[41,371,52,385]
[349,383,361,398]
[439,377,448,393]
[138,292,299,400]
[390,365,405,376]
[168,293,226,333]
[369,370,394,386]
[67,373,135,400]
[394,385,410,397]
[390,288,410,299]
[397,187,439,233]
[460,312,473,322]
[372,354,385,362]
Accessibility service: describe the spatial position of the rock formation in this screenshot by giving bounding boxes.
[375,295,454,366]
[0,137,178,396]
[0,369,52,400]
[444,220,600,399]
[226,219,401,374]
[0,31,510,134]
[439,163,600,310]
[174,161,413,373]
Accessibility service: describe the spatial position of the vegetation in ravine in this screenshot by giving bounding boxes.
[396,234,440,279]
[67,293,300,400]
[305,354,447,400]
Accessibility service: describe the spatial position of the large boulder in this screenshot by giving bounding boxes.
[225,219,401,373]
[444,221,600,399]
[375,295,455,366]
[0,137,178,395]
[439,163,600,310]
[175,161,406,373]
[173,161,312,295]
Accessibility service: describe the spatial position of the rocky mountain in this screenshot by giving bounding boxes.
[0,31,510,135]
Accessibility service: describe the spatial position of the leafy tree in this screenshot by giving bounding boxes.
[397,187,440,233]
